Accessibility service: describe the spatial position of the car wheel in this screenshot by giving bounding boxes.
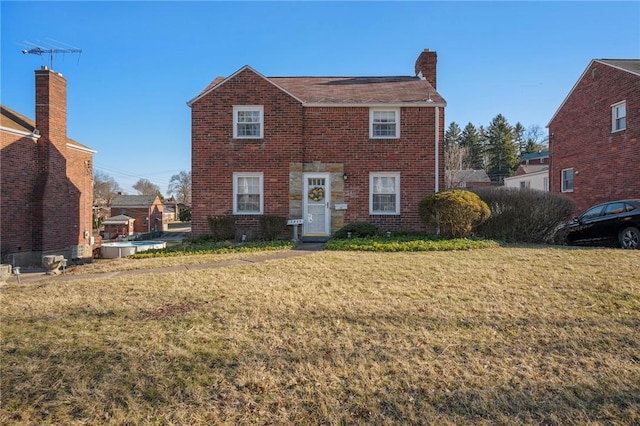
[620,227,640,249]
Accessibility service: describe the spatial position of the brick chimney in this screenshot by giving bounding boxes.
[35,66,67,157]
[415,49,437,89]
[34,66,72,252]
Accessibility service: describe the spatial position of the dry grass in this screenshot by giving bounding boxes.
[1,246,639,425]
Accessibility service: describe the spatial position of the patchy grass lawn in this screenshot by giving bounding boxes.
[1,246,639,425]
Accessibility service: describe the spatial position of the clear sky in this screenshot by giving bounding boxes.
[2,1,639,195]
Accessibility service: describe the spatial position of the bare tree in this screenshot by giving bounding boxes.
[167,170,192,205]
[93,170,121,207]
[133,178,162,198]
[444,143,470,189]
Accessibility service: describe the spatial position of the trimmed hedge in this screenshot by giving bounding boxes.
[206,215,236,241]
[419,190,491,238]
[471,187,575,244]
[333,222,381,239]
[259,215,287,241]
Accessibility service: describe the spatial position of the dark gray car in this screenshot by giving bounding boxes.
[564,199,640,249]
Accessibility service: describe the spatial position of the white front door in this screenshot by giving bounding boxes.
[303,173,331,236]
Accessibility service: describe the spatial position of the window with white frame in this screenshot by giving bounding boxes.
[370,173,400,214]
[370,109,400,139]
[612,101,626,132]
[233,172,263,214]
[233,106,264,138]
[561,168,574,192]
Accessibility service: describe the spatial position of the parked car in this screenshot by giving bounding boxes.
[563,199,640,249]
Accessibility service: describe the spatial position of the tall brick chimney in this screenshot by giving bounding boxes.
[415,49,437,89]
[35,66,67,159]
[33,66,72,252]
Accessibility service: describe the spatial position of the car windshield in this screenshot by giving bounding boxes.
[581,205,604,219]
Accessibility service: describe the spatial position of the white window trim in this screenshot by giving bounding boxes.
[369,172,401,215]
[233,105,264,139]
[561,168,574,193]
[611,101,626,132]
[232,172,264,215]
[369,108,400,139]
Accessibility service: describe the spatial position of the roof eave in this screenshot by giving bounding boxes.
[187,65,305,107]
[303,101,446,108]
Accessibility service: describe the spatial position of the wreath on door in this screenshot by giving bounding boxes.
[308,186,324,201]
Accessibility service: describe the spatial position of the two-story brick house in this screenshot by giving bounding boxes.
[1,66,96,266]
[548,59,640,214]
[109,194,165,235]
[188,49,446,240]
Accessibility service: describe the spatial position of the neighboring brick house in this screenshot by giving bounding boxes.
[188,49,446,240]
[1,66,96,266]
[109,194,164,234]
[451,170,491,189]
[548,59,640,214]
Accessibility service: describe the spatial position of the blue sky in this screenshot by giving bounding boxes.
[2,1,639,195]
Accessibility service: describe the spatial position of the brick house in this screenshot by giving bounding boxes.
[188,49,446,240]
[451,170,491,189]
[109,194,164,234]
[548,59,640,214]
[1,66,96,266]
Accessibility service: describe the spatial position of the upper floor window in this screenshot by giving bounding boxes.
[370,109,400,139]
[612,101,626,132]
[370,172,400,214]
[561,168,574,192]
[233,172,263,214]
[233,106,263,139]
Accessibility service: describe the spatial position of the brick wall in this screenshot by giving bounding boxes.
[0,132,40,255]
[549,62,640,214]
[191,67,445,237]
[0,68,94,264]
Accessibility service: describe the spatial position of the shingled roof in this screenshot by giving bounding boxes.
[189,66,445,106]
[0,104,94,152]
[111,194,160,208]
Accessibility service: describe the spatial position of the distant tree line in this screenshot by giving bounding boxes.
[445,114,548,187]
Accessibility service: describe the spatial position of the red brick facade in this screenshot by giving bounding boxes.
[1,67,95,265]
[549,60,640,214]
[189,52,445,239]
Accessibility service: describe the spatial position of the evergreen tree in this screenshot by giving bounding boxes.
[512,122,526,157]
[460,122,484,170]
[445,122,462,149]
[485,114,518,183]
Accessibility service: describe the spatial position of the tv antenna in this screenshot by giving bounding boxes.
[21,39,82,70]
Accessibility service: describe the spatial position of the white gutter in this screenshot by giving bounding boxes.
[67,142,97,154]
[0,126,40,139]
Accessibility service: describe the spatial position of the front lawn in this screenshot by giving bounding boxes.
[2,246,638,424]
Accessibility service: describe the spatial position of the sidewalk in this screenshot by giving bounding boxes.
[2,243,325,286]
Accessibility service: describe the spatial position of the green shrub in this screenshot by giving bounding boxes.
[325,235,499,252]
[471,187,575,244]
[419,190,491,238]
[333,222,381,239]
[179,207,191,222]
[259,215,287,240]
[206,215,236,241]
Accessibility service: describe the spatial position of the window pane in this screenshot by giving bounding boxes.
[238,123,260,137]
[373,194,396,212]
[374,176,396,194]
[237,194,260,212]
[373,124,396,137]
[562,170,574,191]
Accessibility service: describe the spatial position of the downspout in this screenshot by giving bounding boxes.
[434,106,440,193]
